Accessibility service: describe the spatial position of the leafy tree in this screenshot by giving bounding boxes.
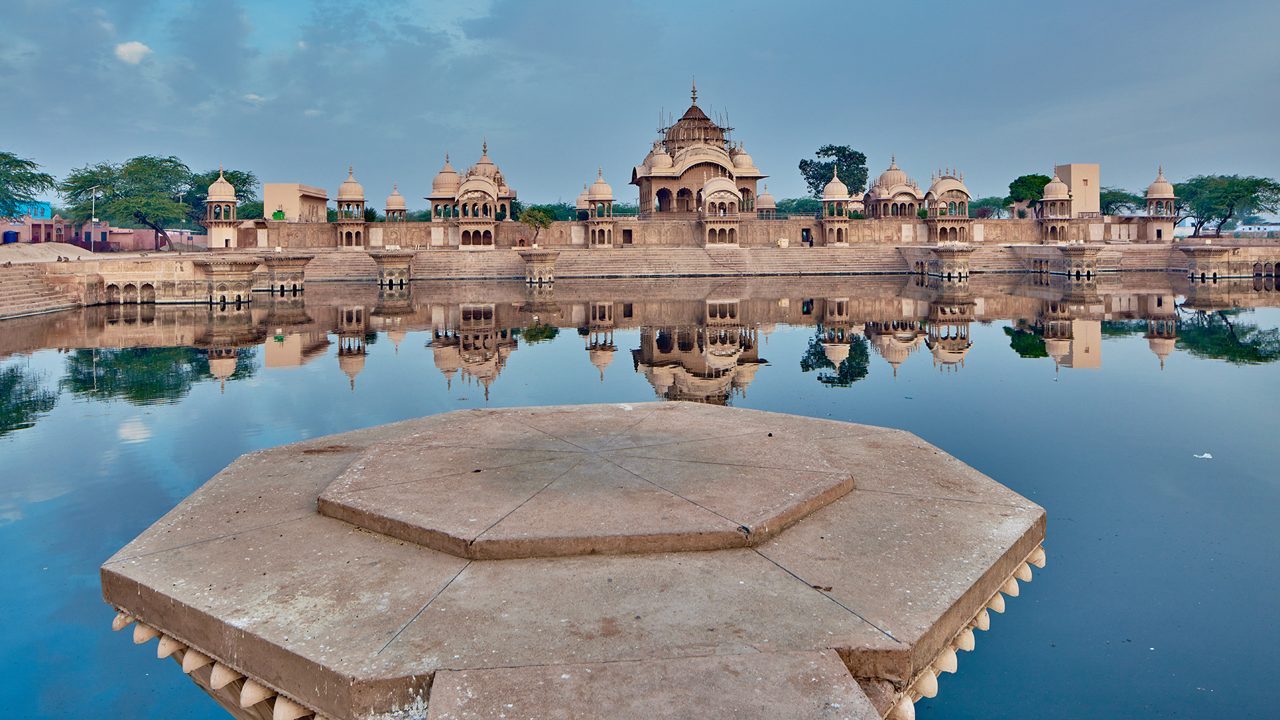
[363,206,380,222]
[1007,174,1052,206]
[1099,187,1143,215]
[799,330,871,387]
[184,168,259,225]
[0,365,57,437]
[1177,310,1280,364]
[1176,175,1280,236]
[237,200,264,221]
[518,207,555,244]
[518,322,559,344]
[61,156,194,250]
[61,346,255,404]
[916,207,928,219]
[776,197,821,216]
[518,202,575,222]
[1003,326,1047,358]
[1099,319,1147,337]
[969,196,1008,219]
[799,145,868,199]
[0,151,56,219]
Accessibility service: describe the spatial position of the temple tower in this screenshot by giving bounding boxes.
[336,166,367,249]
[204,168,238,250]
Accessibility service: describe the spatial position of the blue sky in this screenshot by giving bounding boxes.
[3,0,1278,205]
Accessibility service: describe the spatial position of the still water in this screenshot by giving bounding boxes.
[1,273,1278,718]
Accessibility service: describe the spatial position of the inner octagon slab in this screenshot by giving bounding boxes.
[317,405,856,559]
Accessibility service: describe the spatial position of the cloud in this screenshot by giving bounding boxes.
[117,417,152,444]
[113,40,151,64]
[243,93,266,105]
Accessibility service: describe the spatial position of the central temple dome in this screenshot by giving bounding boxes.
[663,82,727,152]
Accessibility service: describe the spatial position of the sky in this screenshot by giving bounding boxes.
[3,0,1278,206]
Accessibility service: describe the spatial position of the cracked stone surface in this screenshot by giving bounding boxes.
[101,402,1045,720]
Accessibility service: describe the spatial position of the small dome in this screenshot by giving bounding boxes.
[385,184,406,211]
[1146,166,1175,199]
[587,169,613,201]
[207,168,236,202]
[701,176,740,199]
[209,354,237,380]
[822,168,850,201]
[650,149,673,169]
[927,171,970,199]
[575,184,589,211]
[469,141,499,179]
[337,166,365,201]
[756,184,776,209]
[732,147,754,169]
[1042,173,1070,200]
[822,342,850,367]
[431,155,461,196]
[1148,336,1175,361]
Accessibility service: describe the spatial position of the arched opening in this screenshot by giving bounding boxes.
[106,284,120,303]
[656,188,672,213]
[122,283,138,304]
[140,283,155,303]
[482,230,493,246]
[676,188,693,212]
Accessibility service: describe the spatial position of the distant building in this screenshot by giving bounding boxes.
[7,201,53,220]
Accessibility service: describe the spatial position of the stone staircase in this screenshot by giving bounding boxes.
[0,265,80,320]
[303,251,378,281]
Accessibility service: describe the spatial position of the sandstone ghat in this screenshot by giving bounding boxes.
[2,242,1278,321]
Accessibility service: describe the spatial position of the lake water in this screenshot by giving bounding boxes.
[1,273,1278,718]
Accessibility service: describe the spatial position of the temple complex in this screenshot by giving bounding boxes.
[198,83,1180,254]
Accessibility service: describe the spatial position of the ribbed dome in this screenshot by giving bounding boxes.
[650,148,673,169]
[732,148,754,169]
[575,185,589,211]
[207,168,236,202]
[469,142,498,179]
[1146,166,1175,199]
[337,166,365,201]
[822,168,849,201]
[664,83,727,151]
[431,155,460,195]
[385,184,406,210]
[927,172,970,199]
[756,184,776,209]
[1042,173,1070,200]
[587,169,613,201]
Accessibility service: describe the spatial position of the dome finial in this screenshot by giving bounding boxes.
[691,77,698,105]
[482,138,488,156]
[832,166,840,181]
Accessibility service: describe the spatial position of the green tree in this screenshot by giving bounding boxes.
[60,346,255,404]
[1003,326,1048,358]
[0,365,57,437]
[1176,175,1280,236]
[363,206,381,222]
[1007,174,1052,206]
[518,206,555,243]
[61,156,194,250]
[185,168,259,225]
[1177,310,1280,364]
[0,151,56,219]
[799,145,868,199]
[799,330,871,387]
[969,196,1008,219]
[1099,187,1144,215]
[776,197,821,216]
[237,200,264,220]
[518,322,559,344]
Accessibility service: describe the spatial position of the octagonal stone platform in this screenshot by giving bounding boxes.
[101,403,1046,720]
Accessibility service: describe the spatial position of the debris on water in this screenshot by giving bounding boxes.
[1193,453,1213,460]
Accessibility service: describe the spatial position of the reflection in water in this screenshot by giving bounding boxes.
[2,274,1280,430]
[3,273,1280,719]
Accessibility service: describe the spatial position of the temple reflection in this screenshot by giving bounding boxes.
[6,273,1280,419]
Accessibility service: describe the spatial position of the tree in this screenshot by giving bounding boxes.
[1099,187,1143,215]
[363,206,380,222]
[1003,326,1047,358]
[519,322,559,344]
[61,155,194,250]
[799,330,871,387]
[0,366,57,437]
[61,346,255,404]
[184,168,259,226]
[1007,174,1052,206]
[799,145,868,199]
[0,151,56,219]
[1177,310,1280,364]
[518,207,554,244]
[969,196,1008,219]
[776,197,821,216]
[1176,175,1280,236]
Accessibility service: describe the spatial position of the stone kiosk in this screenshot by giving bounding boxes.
[102,403,1046,720]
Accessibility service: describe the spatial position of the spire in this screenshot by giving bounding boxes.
[832,166,840,181]
[889,154,898,169]
[691,77,698,105]
[482,138,488,156]
[347,165,354,179]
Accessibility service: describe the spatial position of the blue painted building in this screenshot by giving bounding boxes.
[13,201,53,219]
